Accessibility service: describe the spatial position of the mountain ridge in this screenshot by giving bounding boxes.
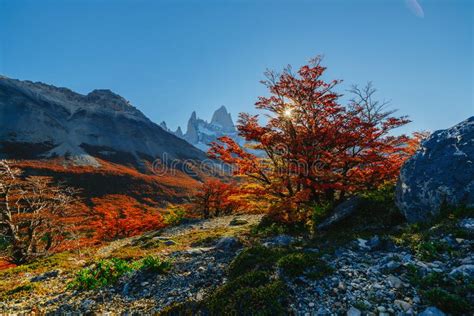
[0,75,207,168]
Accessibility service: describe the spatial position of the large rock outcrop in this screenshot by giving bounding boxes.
[396,116,474,222]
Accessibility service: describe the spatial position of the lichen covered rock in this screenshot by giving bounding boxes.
[396,117,474,222]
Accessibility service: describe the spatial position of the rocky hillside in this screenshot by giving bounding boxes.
[1,209,472,315]
[0,77,212,238]
[0,76,206,167]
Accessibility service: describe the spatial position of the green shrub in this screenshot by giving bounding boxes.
[252,214,309,237]
[163,205,187,226]
[206,271,287,315]
[140,255,172,273]
[68,258,134,290]
[276,252,332,279]
[310,202,333,232]
[159,301,205,315]
[416,241,450,261]
[424,288,471,314]
[228,246,284,279]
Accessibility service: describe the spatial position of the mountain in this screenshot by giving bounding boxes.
[0,76,210,241]
[0,76,207,167]
[162,106,240,152]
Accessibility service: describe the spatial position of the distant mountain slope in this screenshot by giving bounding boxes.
[0,76,207,167]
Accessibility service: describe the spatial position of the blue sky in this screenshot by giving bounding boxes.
[1,0,472,134]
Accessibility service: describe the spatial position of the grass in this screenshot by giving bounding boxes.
[206,271,288,316]
[160,271,288,316]
[140,255,172,273]
[276,252,333,279]
[406,265,473,314]
[68,258,135,290]
[68,255,172,290]
[424,288,471,314]
[228,246,285,278]
[392,206,474,261]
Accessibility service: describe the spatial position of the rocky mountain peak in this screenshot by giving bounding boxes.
[85,89,133,112]
[211,105,235,132]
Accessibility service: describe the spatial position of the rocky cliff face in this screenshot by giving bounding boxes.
[161,106,239,152]
[396,116,474,222]
[0,76,207,168]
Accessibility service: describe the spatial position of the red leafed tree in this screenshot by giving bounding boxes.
[192,179,242,218]
[209,57,413,221]
[90,194,164,241]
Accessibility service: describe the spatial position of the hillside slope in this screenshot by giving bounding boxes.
[1,211,472,315]
[0,76,211,243]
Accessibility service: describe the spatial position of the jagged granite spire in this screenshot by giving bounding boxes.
[159,121,168,131]
[210,105,235,132]
[175,126,184,138]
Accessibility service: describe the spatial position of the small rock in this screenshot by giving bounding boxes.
[264,235,295,247]
[214,237,241,251]
[419,306,446,316]
[384,260,401,271]
[229,218,248,226]
[80,299,95,310]
[347,307,361,316]
[394,300,411,311]
[30,270,60,282]
[386,275,402,288]
[458,218,474,231]
[367,235,381,250]
[449,264,474,278]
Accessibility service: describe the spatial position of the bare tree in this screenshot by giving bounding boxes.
[0,160,78,264]
[348,82,397,124]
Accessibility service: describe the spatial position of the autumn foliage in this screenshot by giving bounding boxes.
[192,179,243,218]
[210,57,418,222]
[90,194,164,241]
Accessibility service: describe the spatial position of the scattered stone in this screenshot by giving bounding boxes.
[366,235,381,250]
[30,270,60,282]
[419,306,446,316]
[383,260,401,271]
[80,299,95,310]
[449,264,474,278]
[459,218,474,232]
[214,236,241,251]
[164,240,176,246]
[229,218,248,226]
[386,275,402,288]
[346,306,361,316]
[394,299,411,312]
[264,234,295,247]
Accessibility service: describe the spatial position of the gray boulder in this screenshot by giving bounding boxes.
[459,218,474,232]
[418,307,446,316]
[449,264,474,278]
[317,197,362,230]
[263,235,296,247]
[396,117,474,222]
[214,237,241,251]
